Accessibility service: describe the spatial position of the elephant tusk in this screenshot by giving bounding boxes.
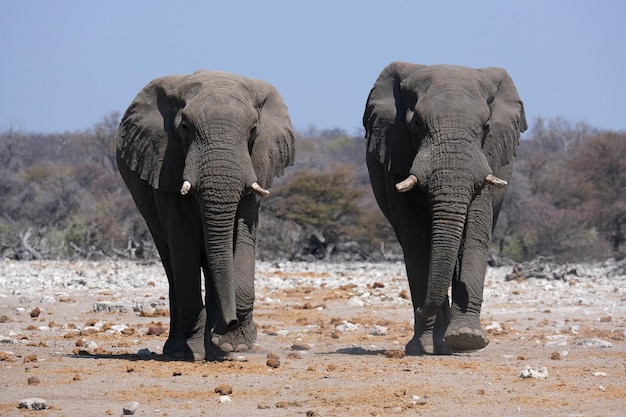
[251,182,270,198]
[180,180,192,195]
[395,175,418,192]
[484,174,508,189]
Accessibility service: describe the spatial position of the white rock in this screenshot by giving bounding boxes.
[18,398,47,410]
[369,325,387,336]
[347,297,364,307]
[219,395,232,403]
[575,338,612,348]
[519,366,548,379]
[123,401,139,415]
[335,321,359,332]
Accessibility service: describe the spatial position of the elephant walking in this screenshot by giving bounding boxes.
[117,70,295,360]
[364,62,526,354]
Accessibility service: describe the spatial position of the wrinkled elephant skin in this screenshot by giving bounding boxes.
[117,70,295,360]
[364,62,526,354]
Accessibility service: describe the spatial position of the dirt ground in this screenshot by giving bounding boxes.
[0,260,624,416]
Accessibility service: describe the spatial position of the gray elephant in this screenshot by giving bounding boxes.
[364,62,526,354]
[116,70,295,360]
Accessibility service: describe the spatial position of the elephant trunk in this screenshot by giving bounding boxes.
[418,199,467,317]
[199,187,239,327]
[182,128,257,328]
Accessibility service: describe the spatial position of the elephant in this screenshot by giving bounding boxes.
[363,62,526,354]
[116,70,295,360]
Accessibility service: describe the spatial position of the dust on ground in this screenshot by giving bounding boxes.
[0,259,624,416]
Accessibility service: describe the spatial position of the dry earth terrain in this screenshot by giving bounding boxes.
[0,259,624,416]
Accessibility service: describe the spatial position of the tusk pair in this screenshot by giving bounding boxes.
[181,180,270,198]
[395,173,507,193]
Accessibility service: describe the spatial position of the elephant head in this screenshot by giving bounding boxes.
[117,70,294,327]
[364,62,526,317]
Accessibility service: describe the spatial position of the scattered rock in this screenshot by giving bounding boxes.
[147,325,166,336]
[27,376,40,385]
[384,349,405,359]
[266,357,281,368]
[335,320,359,332]
[23,354,37,363]
[92,302,128,313]
[519,366,549,379]
[18,398,47,410]
[575,338,613,348]
[550,351,561,360]
[215,384,233,395]
[257,402,270,409]
[136,348,152,357]
[30,307,41,318]
[122,401,139,415]
[291,343,311,351]
[0,335,18,344]
[369,325,388,336]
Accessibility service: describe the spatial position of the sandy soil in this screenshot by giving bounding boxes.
[0,259,624,416]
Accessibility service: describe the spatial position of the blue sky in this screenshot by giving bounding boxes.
[1,0,624,136]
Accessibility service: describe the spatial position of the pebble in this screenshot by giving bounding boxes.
[369,325,387,336]
[18,398,47,410]
[519,366,549,379]
[40,295,56,303]
[574,338,612,348]
[335,320,359,332]
[27,376,40,385]
[215,384,233,395]
[137,348,153,357]
[123,401,139,415]
[92,302,128,313]
[291,343,311,351]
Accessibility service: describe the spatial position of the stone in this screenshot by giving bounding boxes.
[122,401,139,415]
[18,398,47,410]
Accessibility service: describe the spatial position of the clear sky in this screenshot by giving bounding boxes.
[1,0,624,136]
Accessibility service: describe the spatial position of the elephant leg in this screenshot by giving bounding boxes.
[210,194,258,353]
[152,192,207,360]
[388,185,450,355]
[444,190,492,351]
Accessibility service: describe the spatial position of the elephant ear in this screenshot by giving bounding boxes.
[363,61,426,175]
[249,80,295,189]
[116,75,188,192]
[480,68,528,171]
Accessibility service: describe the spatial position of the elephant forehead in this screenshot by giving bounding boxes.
[407,65,485,95]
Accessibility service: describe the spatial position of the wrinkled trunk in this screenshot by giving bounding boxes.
[419,199,467,317]
[200,186,239,327]
[416,131,474,318]
[184,124,256,328]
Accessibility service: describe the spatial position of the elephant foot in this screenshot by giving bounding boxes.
[163,339,205,361]
[162,336,206,361]
[405,333,450,355]
[406,310,451,355]
[444,326,489,351]
[211,309,257,353]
